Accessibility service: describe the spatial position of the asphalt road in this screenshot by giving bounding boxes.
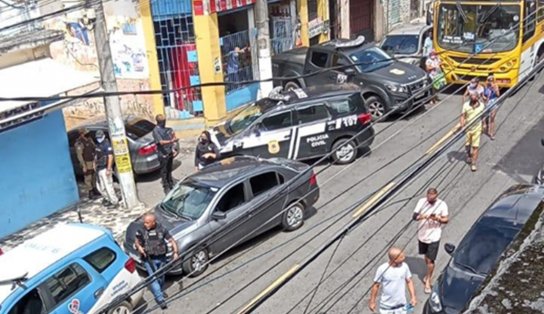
[132,74,544,314]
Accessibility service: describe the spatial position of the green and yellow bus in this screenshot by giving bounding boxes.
[431,0,544,87]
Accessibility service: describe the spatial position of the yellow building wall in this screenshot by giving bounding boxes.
[297,0,310,46]
[317,0,330,43]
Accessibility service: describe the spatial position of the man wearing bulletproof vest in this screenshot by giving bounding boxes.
[74,128,100,199]
[135,213,179,310]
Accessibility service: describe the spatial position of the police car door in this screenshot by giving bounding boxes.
[292,102,332,160]
[43,262,107,314]
[248,110,294,159]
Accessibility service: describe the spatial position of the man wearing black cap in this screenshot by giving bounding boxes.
[74,128,100,199]
[94,130,119,208]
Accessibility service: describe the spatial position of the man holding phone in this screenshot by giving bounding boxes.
[412,188,449,294]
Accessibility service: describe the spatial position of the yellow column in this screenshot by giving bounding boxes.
[193,13,227,124]
[139,0,164,116]
[318,0,330,42]
[297,0,310,46]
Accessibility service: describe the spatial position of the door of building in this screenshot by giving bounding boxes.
[349,0,374,41]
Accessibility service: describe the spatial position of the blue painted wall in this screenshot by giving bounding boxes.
[152,0,192,20]
[0,110,79,238]
[226,83,260,112]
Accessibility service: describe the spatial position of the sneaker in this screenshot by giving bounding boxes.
[159,301,168,310]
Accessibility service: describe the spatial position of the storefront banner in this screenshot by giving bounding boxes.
[193,0,255,15]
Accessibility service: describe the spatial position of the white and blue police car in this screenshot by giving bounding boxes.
[0,223,143,314]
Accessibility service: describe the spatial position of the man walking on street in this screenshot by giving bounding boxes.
[412,188,449,294]
[461,91,485,172]
[369,247,417,314]
[153,114,178,194]
[94,130,119,208]
[134,213,179,310]
[74,128,100,199]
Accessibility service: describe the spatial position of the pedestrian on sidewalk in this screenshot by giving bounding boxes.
[74,128,100,199]
[369,247,417,314]
[194,131,220,171]
[461,91,484,172]
[153,114,178,194]
[134,213,179,310]
[482,73,500,140]
[412,187,449,294]
[94,130,119,208]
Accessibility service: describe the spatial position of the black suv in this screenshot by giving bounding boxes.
[424,184,544,314]
[208,84,374,165]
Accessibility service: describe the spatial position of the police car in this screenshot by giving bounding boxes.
[210,84,375,164]
[0,224,143,314]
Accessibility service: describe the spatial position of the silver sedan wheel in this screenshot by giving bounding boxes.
[191,250,207,272]
[286,204,304,228]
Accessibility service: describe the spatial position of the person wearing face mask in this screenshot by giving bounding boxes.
[425,50,445,105]
[194,131,220,171]
[152,114,178,194]
[462,77,484,104]
[412,188,448,294]
[482,73,500,140]
[94,130,119,208]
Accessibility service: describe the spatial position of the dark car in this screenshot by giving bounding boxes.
[534,138,544,185]
[123,156,320,277]
[209,84,374,165]
[424,184,544,314]
[272,37,431,120]
[67,116,161,176]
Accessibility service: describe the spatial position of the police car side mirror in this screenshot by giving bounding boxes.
[344,67,356,76]
[444,243,456,256]
[212,212,226,220]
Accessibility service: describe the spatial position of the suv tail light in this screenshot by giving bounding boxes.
[357,113,372,125]
[125,257,136,273]
[138,143,157,156]
[309,172,317,186]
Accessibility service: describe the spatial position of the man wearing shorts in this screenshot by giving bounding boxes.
[412,188,449,294]
[461,91,484,172]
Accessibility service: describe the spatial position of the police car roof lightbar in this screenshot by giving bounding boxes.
[335,36,365,48]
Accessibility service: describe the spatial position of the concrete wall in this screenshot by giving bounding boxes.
[0,110,79,238]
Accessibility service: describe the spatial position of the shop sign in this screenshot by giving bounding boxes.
[308,18,324,38]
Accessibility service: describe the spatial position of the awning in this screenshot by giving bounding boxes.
[0,58,99,112]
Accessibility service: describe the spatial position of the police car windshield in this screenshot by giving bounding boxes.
[226,99,278,134]
[161,182,217,220]
[349,47,393,73]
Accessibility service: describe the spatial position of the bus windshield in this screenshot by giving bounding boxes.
[437,3,521,53]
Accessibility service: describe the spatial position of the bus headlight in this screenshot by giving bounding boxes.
[429,289,443,312]
[499,58,517,72]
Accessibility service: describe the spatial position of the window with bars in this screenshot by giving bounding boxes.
[390,0,401,25]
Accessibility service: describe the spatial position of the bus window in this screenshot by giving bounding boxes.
[524,0,537,42]
[539,0,544,22]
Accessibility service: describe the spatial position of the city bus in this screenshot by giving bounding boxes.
[430,0,544,87]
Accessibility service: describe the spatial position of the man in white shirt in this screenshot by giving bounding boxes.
[369,247,417,313]
[412,187,449,294]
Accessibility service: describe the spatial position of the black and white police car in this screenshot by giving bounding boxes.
[209,84,375,164]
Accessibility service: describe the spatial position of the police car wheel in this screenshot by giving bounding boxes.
[182,248,209,277]
[366,96,386,121]
[282,202,305,231]
[332,139,357,164]
[108,301,132,314]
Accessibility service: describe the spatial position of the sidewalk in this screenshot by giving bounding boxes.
[0,138,197,252]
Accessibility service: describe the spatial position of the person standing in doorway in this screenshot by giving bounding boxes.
[134,213,179,310]
[153,114,178,194]
[412,187,449,294]
[194,131,220,171]
[74,128,100,199]
[461,91,485,172]
[94,130,119,208]
[369,247,417,313]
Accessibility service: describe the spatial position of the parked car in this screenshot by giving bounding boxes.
[272,36,431,120]
[67,116,161,177]
[380,23,432,66]
[124,155,320,277]
[423,184,544,314]
[534,138,544,184]
[0,223,144,314]
[209,84,374,165]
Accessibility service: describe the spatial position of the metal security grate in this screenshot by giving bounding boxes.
[152,12,203,114]
[390,0,401,25]
[220,29,255,93]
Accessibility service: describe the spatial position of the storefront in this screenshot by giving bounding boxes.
[268,0,300,55]
[308,0,330,44]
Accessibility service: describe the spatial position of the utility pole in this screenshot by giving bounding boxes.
[92,0,141,209]
[255,0,274,97]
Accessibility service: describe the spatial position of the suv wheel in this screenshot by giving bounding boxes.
[285,81,300,91]
[182,248,209,277]
[332,139,358,164]
[366,96,387,121]
[282,202,305,231]
[108,301,132,314]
